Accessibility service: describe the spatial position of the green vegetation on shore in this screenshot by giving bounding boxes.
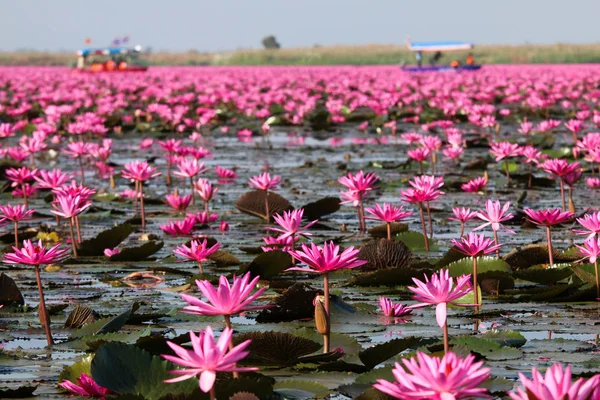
[1,43,600,66]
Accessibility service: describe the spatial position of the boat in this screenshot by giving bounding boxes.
[402,38,482,72]
[73,46,148,73]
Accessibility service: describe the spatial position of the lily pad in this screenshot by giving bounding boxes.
[235,190,293,220]
[570,263,598,285]
[479,330,527,348]
[91,342,197,399]
[208,250,240,266]
[232,331,321,367]
[110,241,164,262]
[394,231,439,252]
[273,380,330,399]
[301,197,341,220]
[240,250,292,280]
[78,223,133,257]
[64,305,99,329]
[503,244,578,270]
[447,256,512,276]
[368,223,408,239]
[0,273,24,306]
[256,283,318,323]
[359,337,421,369]
[358,239,412,270]
[514,264,574,284]
[70,303,139,339]
[0,386,38,398]
[348,266,430,287]
[58,354,93,383]
[450,336,522,360]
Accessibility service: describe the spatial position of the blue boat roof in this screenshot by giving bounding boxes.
[77,47,140,56]
[407,41,474,52]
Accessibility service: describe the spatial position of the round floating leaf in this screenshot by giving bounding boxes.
[447,256,512,277]
[241,250,292,280]
[208,250,240,266]
[394,231,439,252]
[479,330,527,348]
[59,354,93,384]
[358,239,412,270]
[481,377,514,395]
[450,336,522,361]
[235,190,293,220]
[78,223,133,256]
[294,328,362,355]
[0,386,38,399]
[214,374,274,399]
[514,264,574,284]
[301,197,341,220]
[354,366,395,384]
[356,387,392,400]
[273,380,330,399]
[91,342,197,399]
[435,246,469,268]
[256,283,318,323]
[359,337,421,369]
[64,305,99,329]
[232,331,321,366]
[70,303,139,339]
[570,263,598,285]
[503,244,578,270]
[348,266,429,287]
[368,223,408,239]
[110,241,164,262]
[0,273,24,306]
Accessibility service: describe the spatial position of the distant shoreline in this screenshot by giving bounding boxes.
[1,43,599,66]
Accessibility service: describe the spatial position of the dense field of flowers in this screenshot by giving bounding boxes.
[0,65,599,399]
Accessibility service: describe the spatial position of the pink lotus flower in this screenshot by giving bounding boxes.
[573,211,600,240]
[400,186,441,203]
[461,176,488,193]
[262,235,295,252]
[5,166,38,187]
[104,247,121,257]
[189,211,220,225]
[270,208,318,241]
[520,145,546,165]
[490,141,521,161]
[50,194,92,219]
[173,158,207,179]
[452,232,503,258]
[587,177,600,189]
[121,161,161,182]
[0,204,34,225]
[474,200,515,234]
[248,172,282,191]
[575,236,600,264]
[565,119,584,143]
[195,178,219,212]
[53,180,96,200]
[524,208,574,227]
[374,352,491,400]
[0,123,16,138]
[287,241,367,274]
[339,170,379,193]
[34,169,72,190]
[379,297,412,318]
[174,238,220,264]
[162,326,257,393]
[215,165,238,181]
[59,373,112,399]
[508,363,600,400]
[3,239,67,266]
[181,272,267,317]
[139,138,154,150]
[401,132,422,144]
[160,217,196,236]
[219,220,229,231]
[407,148,431,173]
[442,146,464,160]
[365,203,413,224]
[409,269,474,329]
[164,192,192,212]
[449,207,478,237]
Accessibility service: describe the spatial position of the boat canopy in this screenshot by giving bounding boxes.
[407,41,474,52]
[77,46,142,56]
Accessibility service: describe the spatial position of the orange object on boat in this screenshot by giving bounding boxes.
[105,60,116,71]
[90,63,104,72]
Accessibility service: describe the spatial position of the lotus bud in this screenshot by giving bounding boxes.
[314,295,329,335]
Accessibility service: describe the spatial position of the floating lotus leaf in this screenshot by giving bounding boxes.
[355,387,392,400]
[435,246,469,268]
[570,263,598,285]
[368,222,408,239]
[64,305,99,329]
[255,283,318,323]
[135,332,191,356]
[359,336,421,370]
[228,392,259,400]
[273,380,330,399]
[514,264,574,284]
[358,239,412,270]
[70,303,139,339]
[235,190,293,220]
[58,354,93,384]
[78,223,133,256]
[215,374,274,400]
[110,241,164,262]
[240,250,292,280]
[0,386,38,399]
[447,256,514,294]
[450,336,522,361]
[503,244,578,270]
[394,231,439,252]
[232,331,321,366]
[301,197,341,220]
[208,250,240,266]
[354,366,395,384]
[294,328,362,355]
[0,229,37,244]
[481,377,515,396]
[91,342,197,399]
[0,273,24,306]
[479,330,527,348]
[348,266,431,287]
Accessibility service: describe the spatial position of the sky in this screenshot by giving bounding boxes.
[1,0,599,52]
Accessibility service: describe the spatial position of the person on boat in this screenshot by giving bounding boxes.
[105,59,116,71]
[415,51,423,68]
[466,53,475,65]
[118,61,128,70]
[450,60,460,69]
[430,51,442,66]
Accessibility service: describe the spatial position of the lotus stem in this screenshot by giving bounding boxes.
[493,230,500,258]
[426,201,433,239]
[22,183,28,210]
[69,218,78,257]
[528,163,533,189]
[431,153,437,175]
[190,177,195,206]
[504,159,510,185]
[223,315,239,379]
[34,265,54,346]
[443,321,449,354]
[134,180,140,208]
[546,226,554,266]
[568,186,575,213]
[358,198,366,233]
[559,179,566,211]
[204,200,209,215]
[140,182,146,230]
[460,222,465,238]
[79,158,85,185]
[264,190,270,222]
[594,260,599,299]
[473,257,480,313]
[75,216,82,244]
[198,262,203,274]
[418,203,430,252]
[419,161,423,175]
[166,161,172,186]
[209,387,216,400]
[323,273,331,353]
[14,221,18,249]
[386,223,392,241]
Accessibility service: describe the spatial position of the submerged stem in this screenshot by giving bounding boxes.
[323,273,331,353]
[546,226,554,266]
[34,265,54,346]
[418,203,430,252]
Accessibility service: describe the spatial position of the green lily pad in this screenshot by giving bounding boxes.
[301,197,341,220]
[358,239,412,270]
[514,264,574,284]
[240,250,292,280]
[354,366,395,384]
[503,244,578,269]
[0,386,38,399]
[571,263,598,285]
[368,223,408,239]
[207,250,240,266]
[232,331,321,367]
[359,337,421,369]
[58,354,93,383]
[273,380,330,399]
[447,256,512,276]
[479,330,527,348]
[394,231,439,252]
[450,336,522,360]
[110,241,164,261]
[78,223,133,257]
[347,266,427,287]
[91,342,197,399]
[295,328,362,355]
[70,303,139,339]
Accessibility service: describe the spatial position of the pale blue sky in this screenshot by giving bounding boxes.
[1,0,599,52]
